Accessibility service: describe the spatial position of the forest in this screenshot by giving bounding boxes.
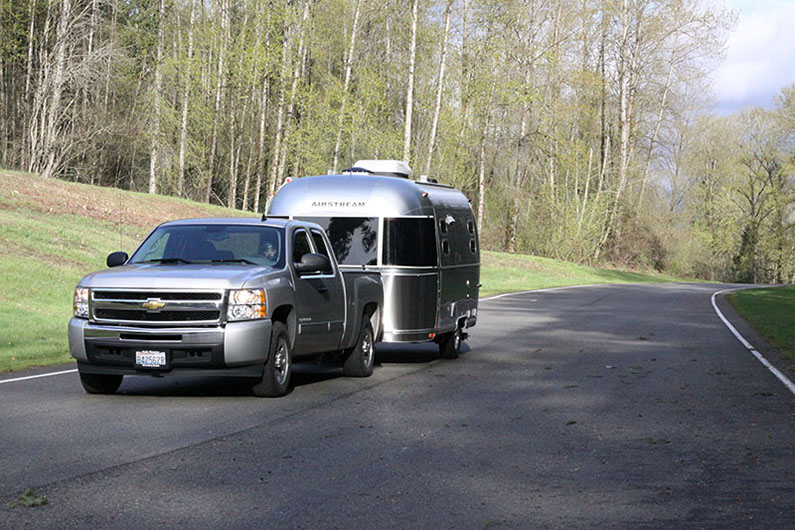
[0,0,793,283]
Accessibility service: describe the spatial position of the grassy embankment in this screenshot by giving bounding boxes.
[2,170,684,372]
[728,287,795,364]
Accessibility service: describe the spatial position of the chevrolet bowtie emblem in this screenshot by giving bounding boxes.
[142,299,166,311]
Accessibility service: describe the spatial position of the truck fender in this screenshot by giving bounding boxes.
[269,305,296,349]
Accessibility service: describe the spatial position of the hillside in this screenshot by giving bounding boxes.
[0,171,682,371]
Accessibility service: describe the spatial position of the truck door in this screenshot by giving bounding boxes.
[291,228,344,354]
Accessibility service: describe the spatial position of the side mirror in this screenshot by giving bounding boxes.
[294,253,331,275]
[107,251,129,268]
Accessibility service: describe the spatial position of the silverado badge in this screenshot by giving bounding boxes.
[142,299,166,311]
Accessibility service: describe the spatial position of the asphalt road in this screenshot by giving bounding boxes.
[1,283,793,528]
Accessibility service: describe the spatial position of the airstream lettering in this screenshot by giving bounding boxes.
[267,160,479,358]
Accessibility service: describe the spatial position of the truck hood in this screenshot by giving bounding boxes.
[79,264,278,290]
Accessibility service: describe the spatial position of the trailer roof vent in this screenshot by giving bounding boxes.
[343,159,413,179]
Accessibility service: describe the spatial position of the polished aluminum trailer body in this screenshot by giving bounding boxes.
[267,174,479,343]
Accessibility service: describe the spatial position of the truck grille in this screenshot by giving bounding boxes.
[94,309,221,322]
[91,290,224,326]
[93,291,222,301]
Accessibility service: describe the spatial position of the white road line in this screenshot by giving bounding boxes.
[0,368,77,385]
[480,284,602,302]
[711,288,795,397]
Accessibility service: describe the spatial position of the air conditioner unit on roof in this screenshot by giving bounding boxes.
[346,159,413,178]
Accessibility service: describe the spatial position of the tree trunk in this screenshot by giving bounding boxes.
[332,0,362,173]
[178,0,196,198]
[637,45,675,209]
[149,0,166,194]
[403,0,418,164]
[476,80,497,230]
[253,14,272,213]
[42,0,71,180]
[206,0,229,203]
[277,0,311,183]
[268,27,291,198]
[24,0,36,104]
[422,0,451,177]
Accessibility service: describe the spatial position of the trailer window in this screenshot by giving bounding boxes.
[297,217,378,266]
[383,218,437,267]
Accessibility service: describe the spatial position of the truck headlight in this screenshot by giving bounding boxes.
[227,289,266,321]
[74,287,90,319]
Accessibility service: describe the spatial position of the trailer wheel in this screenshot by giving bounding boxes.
[438,327,462,359]
[79,372,123,394]
[252,322,292,397]
[343,316,375,377]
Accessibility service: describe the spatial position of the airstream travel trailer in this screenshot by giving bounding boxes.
[266,160,479,358]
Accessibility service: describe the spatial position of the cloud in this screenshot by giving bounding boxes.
[713,0,795,113]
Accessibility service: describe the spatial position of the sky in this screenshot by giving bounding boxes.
[712,0,795,114]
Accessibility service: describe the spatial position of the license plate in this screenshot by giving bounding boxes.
[135,350,167,368]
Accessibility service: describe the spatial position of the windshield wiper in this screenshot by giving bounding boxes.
[209,258,258,265]
[141,257,193,264]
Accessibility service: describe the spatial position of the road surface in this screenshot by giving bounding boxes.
[1,283,793,528]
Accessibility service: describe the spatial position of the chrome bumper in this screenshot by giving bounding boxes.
[69,318,271,370]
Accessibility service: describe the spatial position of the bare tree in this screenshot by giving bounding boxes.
[422,0,452,177]
[332,0,363,173]
[403,0,418,164]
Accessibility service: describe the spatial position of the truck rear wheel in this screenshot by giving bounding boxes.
[343,316,374,377]
[79,372,123,394]
[252,322,292,397]
[438,327,462,359]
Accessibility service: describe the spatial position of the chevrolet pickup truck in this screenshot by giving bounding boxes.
[68,217,383,397]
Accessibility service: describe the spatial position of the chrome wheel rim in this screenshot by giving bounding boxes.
[274,338,290,385]
[362,329,373,368]
[453,329,461,352]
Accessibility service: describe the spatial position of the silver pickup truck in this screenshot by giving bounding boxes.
[68,217,383,397]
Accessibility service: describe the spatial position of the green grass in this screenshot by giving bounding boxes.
[479,251,686,297]
[0,170,694,372]
[728,287,795,363]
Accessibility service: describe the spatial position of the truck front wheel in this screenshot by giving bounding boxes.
[252,322,292,397]
[79,372,123,394]
[343,316,374,377]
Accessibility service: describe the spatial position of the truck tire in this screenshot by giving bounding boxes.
[438,327,462,359]
[343,316,375,377]
[79,372,123,394]
[252,322,292,397]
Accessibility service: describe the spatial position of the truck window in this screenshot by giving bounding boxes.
[293,230,312,263]
[129,225,284,268]
[310,230,334,274]
[297,217,378,266]
[383,217,437,267]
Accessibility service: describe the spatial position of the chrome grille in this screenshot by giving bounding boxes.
[92,291,222,301]
[94,309,220,322]
[91,290,224,326]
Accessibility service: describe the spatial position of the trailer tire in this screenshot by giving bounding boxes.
[343,316,375,377]
[438,327,462,359]
[79,372,123,394]
[252,322,292,397]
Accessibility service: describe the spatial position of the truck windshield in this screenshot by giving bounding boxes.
[297,217,378,266]
[129,224,285,268]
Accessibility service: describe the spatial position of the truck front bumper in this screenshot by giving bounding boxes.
[69,318,271,376]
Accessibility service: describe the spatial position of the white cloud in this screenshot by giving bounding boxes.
[713,0,795,113]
